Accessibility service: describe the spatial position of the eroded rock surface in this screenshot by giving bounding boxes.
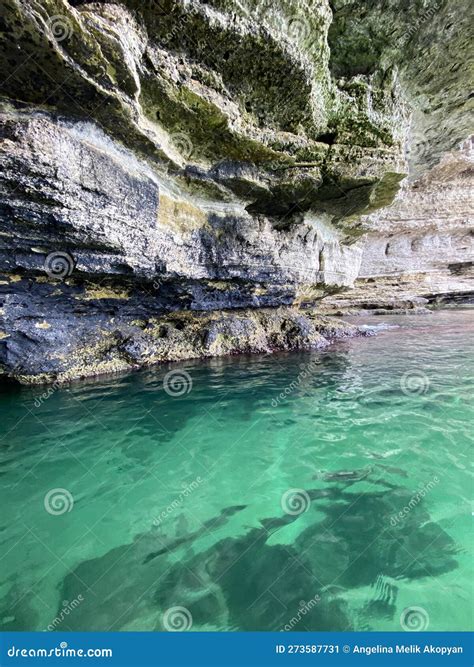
[322,138,474,314]
[0,0,472,382]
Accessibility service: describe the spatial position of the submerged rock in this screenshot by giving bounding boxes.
[47,481,458,631]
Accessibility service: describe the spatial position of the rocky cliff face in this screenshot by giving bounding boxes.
[321,137,473,314]
[0,0,472,382]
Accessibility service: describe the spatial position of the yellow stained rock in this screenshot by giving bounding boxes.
[158,194,208,233]
[82,287,130,300]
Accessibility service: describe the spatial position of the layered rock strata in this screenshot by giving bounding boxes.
[321,138,474,313]
[0,0,472,382]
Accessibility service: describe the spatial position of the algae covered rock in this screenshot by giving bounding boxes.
[0,0,471,381]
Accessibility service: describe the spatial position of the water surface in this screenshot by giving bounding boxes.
[0,311,472,632]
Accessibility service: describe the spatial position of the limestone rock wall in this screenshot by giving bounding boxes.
[0,0,472,381]
[321,140,473,313]
[1,110,363,294]
[328,0,473,176]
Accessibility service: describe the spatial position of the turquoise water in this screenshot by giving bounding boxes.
[0,311,472,632]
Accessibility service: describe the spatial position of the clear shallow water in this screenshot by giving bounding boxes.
[0,311,472,632]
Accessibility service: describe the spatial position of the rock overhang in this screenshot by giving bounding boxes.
[0,0,471,382]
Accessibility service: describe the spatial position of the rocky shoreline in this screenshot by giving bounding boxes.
[0,0,472,384]
[2,264,469,384]
[1,272,362,384]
